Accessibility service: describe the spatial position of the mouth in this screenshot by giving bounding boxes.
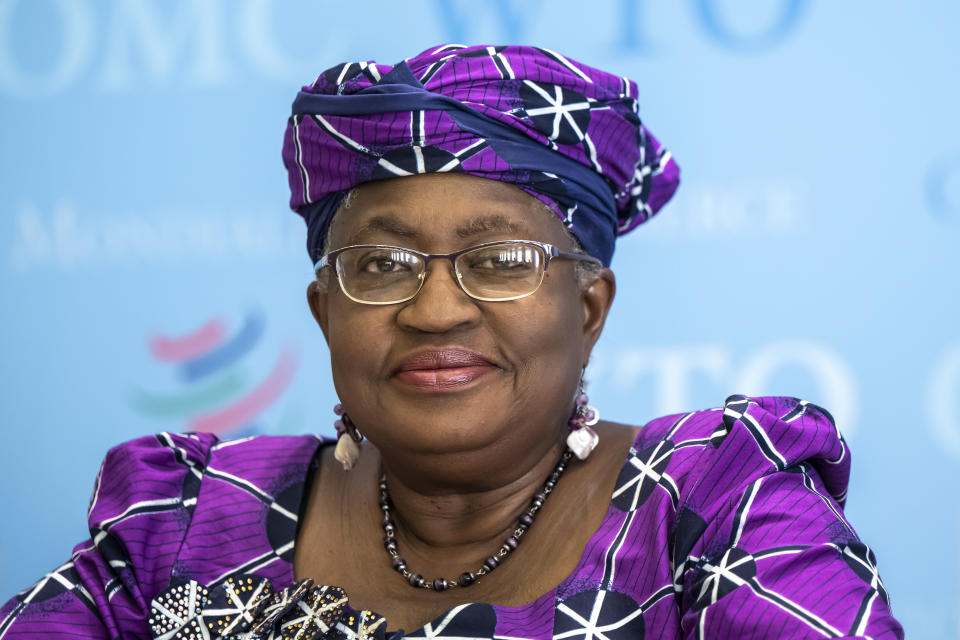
[392,348,498,392]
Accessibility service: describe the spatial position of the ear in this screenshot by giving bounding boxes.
[580,268,616,367]
[306,278,331,345]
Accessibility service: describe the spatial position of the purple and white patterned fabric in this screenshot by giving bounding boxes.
[0,396,903,638]
[281,44,681,266]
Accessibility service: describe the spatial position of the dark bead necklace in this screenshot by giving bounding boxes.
[379,449,574,591]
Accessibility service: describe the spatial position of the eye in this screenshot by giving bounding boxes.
[467,246,536,272]
[357,250,414,274]
[476,256,525,270]
[361,258,407,273]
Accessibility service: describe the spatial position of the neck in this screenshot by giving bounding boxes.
[374,437,568,569]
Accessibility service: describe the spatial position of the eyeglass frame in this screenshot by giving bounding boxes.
[314,239,603,305]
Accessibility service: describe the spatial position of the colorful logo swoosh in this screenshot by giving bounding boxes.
[131,311,298,435]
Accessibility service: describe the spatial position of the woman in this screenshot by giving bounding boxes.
[1,45,903,639]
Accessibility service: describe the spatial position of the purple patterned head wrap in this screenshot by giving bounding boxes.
[282,44,680,267]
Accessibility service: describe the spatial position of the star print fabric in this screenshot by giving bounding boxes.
[0,396,903,638]
[281,44,681,267]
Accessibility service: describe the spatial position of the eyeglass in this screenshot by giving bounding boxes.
[314,239,602,305]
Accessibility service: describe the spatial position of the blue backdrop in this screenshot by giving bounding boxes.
[1,1,957,637]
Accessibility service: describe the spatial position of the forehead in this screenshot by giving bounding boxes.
[329,174,570,249]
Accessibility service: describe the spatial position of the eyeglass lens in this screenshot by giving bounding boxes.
[336,247,423,303]
[456,243,544,301]
[335,243,546,303]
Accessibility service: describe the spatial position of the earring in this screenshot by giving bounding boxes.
[566,380,599,460]
[333,403,363,471]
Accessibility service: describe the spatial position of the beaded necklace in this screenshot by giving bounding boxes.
[379,449,574,591]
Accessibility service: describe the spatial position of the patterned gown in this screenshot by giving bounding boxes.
[0,396,904,639]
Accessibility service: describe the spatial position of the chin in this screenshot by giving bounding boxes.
[385,413,503,456]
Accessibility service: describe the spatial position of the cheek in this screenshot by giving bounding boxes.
[325,299,390,399]
[503,287,585,396]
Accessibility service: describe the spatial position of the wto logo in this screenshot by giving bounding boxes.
[130,310,298,436]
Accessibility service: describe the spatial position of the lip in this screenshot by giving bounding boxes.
[392,348,498,392]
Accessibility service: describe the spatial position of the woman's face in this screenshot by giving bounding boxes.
[308,173,614,464]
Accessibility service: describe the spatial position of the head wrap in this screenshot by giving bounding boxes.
[282,44,679,267]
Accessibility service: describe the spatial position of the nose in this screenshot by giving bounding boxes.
[396,259,481,333]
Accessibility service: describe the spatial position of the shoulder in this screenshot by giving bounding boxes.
[592,399,904,637]
[168,433,324,585]
[0,433,325,636]
[200,433,325,504]
[89,432,218,528]
[0,434,224,634]
[90,432,324,528]
[89,432,324,588]
[630,395,849,508]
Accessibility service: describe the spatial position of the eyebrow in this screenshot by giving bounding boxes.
[455,215,523,238]
[346,214,525,245]
[346,216,419,245]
